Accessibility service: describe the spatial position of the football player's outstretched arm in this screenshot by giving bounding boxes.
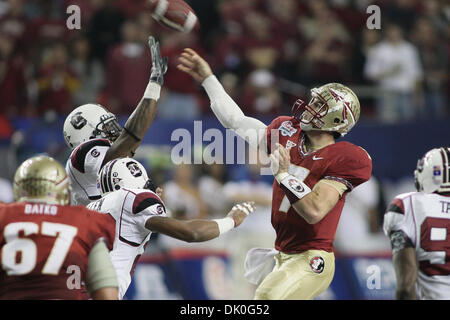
[270,144,341,224]
[145,202,255,242]
[392,241,418,299]
[103,36,168,165]
[177,48,267,151]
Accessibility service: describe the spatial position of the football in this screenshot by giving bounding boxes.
[148,0,199,33]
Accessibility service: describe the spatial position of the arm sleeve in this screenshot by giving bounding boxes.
[202,75,267,149]
[85,240,118,295]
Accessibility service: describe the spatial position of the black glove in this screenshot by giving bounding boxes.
[149,36,168,86]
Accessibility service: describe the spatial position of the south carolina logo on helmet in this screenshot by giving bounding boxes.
[63,103,122,149]
[98,158,156,194]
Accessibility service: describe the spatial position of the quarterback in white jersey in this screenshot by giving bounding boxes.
[63,36,168,205]
[384,147,450,300]
[88,157,256,299]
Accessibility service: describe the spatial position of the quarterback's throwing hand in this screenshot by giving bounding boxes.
[177,48,213,83]
[227,201,256,227]
[149,36,168,86]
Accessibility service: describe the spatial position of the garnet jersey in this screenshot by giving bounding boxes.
[0,202,115,299]
[266,116,372,254]
[87,188,166,299]
[383,192,450,299]
[65,138,111,205]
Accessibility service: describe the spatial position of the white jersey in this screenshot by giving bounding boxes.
[383,191,450,299]
[65,138,111,205]
[87,187,166,299]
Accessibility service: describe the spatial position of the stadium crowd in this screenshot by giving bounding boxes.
[0,0,448,133]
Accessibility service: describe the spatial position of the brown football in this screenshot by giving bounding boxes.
[148,0,199,33]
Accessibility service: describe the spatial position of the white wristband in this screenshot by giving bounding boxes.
[213,217,235,235]
[144,82,161,101]
[275,172,290,183]
[278,173,312,204]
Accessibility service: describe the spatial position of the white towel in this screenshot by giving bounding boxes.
[244,247,279,285]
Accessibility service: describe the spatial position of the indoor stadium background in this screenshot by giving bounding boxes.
[0,0,448,300]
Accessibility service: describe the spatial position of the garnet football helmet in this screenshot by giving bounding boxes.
[98,158,156,194]
[414,147,450,194]
[63,104,122,149]
[291,83,360,137]
[13,156,70,205]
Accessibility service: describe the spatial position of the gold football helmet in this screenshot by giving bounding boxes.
[13,156,70,205]
[291,83,360,137]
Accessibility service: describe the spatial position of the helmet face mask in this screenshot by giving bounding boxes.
[98,158,156,195]
[13,156,70,205]
[93,113,122,142]
[414,147,450,194]
[292,83,360,137]
[299,96,329,129]
[63,104,122,149]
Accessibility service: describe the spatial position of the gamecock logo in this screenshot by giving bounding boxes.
[70,112,87,129]
[126,161,142,177]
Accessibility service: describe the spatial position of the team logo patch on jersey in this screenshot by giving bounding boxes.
[288,178,304,192]
[279,121,297,137]
[156,204,164,215]
[310,256,325,274]
[285,140,297,149]
[91,148,100,158]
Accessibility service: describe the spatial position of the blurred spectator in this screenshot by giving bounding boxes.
[105,20,150,115]
[267,0,303,41]
[163,164,208,220]
[86,0,125,62]
[364,23,423,123]
[0,0,31,56]
[334,176,391,255]
[219,72,240,100]
[0,33,27,116]
[299,0,352,85]
[69,35,105,106]
[36,42,79,115]
[410,18,447,118]
[239,69,282,117]
[199,163,230,218]
[421,0,448,34]
[135,11,157,44]
[157,32,204,119]
[241,12,280,71]
[29,0,69,53]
